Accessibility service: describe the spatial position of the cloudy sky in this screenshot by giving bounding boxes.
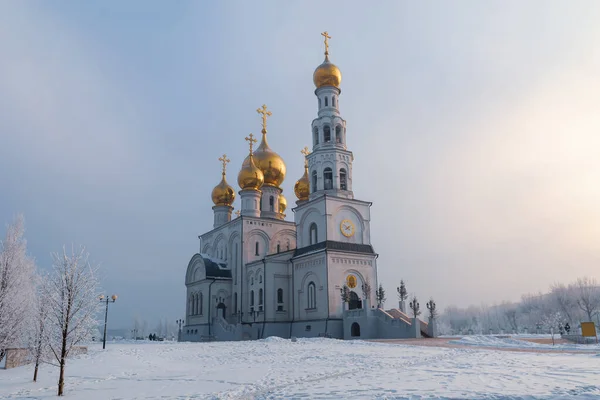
[1,1,599,329]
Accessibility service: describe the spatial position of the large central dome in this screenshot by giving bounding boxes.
[252,131,286,187]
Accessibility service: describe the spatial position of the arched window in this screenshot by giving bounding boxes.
[307,282,316,309]
[250,290,255,307]
[234,292,238,314]
[332,96,336,107]
[277,243,281,253]
[324,125,331,142]
[318,98,321,109]
[194,294,198,315]
[259,288,263,305]
[269,196,274,212]
[323,168,333,190]
[255,242,259,256]
[259,275,263,283]
[309,223,318,245]
[277,288,283,303]
[251,276,254,285]
[313,126,319,145]
[189,295,194,315]
[340,168,347,190]
[335,125,342,143]
[324,97,328,107]
[311,171,318,193]
[199,293,203,315]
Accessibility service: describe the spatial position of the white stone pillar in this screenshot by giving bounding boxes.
[239,189,261,218]
[213,205,233,228]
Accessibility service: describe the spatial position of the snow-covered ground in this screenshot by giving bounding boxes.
[1,337,599,399]
[450,335,600,351]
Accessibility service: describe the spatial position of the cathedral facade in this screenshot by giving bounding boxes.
[183,33,431,341]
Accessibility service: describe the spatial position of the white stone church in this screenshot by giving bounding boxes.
[183,33,434,341]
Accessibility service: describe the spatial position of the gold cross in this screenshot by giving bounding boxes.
[321,31,331,56]
[256,104,272,133]
[218,154,230,175]
[301,146,311,167]
[235,210,241,217]
[245,133,257,154]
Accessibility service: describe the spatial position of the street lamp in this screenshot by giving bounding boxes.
[99,294,117,350]
[426,299,436,319]
[176,319,185,342]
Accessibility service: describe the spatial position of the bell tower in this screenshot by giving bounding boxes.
[308,31,354,200]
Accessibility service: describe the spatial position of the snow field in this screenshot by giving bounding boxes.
[0,337,599,399]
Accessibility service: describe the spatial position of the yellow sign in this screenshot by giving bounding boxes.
[581,322,597,337]
[346,275,357,288]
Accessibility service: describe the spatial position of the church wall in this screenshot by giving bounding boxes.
[294,199,326,248]
[327,253,378,319]
[324,197,372,245]
[293,253,329,322]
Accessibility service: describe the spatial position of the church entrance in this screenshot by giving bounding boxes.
[216,302,226,319]
[351,322,361,337]
[348,291,362,310]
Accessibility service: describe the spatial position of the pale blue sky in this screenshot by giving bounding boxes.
[1,1,599,329]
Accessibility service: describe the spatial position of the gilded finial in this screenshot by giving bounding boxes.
[245,133,258,154]
[218,154,230,175]
[321,31,331,57]
[235,210,241,217]
[256,104,272,133]
[301,146,311,167]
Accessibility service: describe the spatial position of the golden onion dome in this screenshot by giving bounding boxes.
[211,174,235,206]
[313,55,342,89]
[253,131,286,187]
[211,154,235,206]
[279,193,287,214]
[238,153,264,190]
[294,165,310,201]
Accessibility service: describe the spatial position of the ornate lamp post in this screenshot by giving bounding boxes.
[409,298,420,318]
[176,319,185,342]
[99,294,117,350]
[426,299,436,318]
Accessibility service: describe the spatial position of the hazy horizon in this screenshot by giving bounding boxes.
[1,1,599,329]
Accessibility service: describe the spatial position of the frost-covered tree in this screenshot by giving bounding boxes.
[572,277,600,322]
[397,280,407,301]
[0,215,36,360]
[340,285,350,304]
[376,284,386,308]
[28,277,51,382]
[542,311,564,345]
[43,246,100,396]
[550,282,577,323]
[361,278,372,301]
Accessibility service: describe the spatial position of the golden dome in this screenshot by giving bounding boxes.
[313,55,342,89]
[238,153,264,190]
[279,193,287,214]
[294,165,310,201]
[211,175,235,206]
[211,154,235,207]
[253,131,286,187]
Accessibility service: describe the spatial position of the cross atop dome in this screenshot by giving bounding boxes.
[321,31,331,57]
[218,154,230,175]
[256,104,272,133]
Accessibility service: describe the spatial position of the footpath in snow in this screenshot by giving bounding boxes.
[0,337,599,399]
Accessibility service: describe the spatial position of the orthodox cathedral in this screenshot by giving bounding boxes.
[183,33,433,341]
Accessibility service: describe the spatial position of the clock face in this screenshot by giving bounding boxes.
[340,219,355,237]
